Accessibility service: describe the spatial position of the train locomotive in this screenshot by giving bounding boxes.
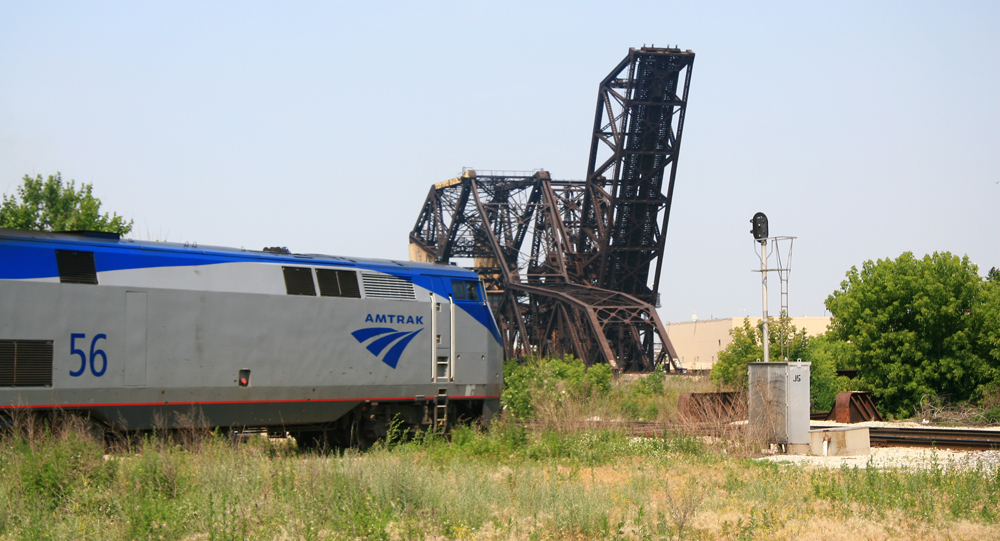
[0,228,503,446]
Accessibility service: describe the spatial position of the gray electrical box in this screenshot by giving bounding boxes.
[748,361,811,453]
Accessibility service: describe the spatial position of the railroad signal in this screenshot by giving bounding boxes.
[750,212,768,242]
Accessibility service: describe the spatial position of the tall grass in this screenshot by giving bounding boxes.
[810,458,1000,522]
[1,414,999,539]
[0,417,705,539]
[502,356,720,423]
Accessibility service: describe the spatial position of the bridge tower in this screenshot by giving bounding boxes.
[409,47,695,372]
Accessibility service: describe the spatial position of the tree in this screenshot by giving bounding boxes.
[825,252,998,417]
[980,278,1000,375]
[803,332,857,411]
[710,316,811,387]
[0,173,132,235]
[709,318,768,388]
[709,317,849,410]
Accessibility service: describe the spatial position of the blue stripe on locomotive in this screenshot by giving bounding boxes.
[0,231,502,345]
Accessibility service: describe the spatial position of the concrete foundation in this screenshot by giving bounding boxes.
[809,426,870,456]
[787,443,811,455]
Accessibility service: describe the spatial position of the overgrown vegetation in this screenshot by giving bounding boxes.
[1,411,998,540]
[502,355,715,422]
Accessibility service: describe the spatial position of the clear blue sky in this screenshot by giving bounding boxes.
[2,1,998,324]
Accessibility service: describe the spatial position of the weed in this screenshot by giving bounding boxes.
[721,507,783,540]
[2,406,1000,539]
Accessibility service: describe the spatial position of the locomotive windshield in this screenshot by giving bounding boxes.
[450,280,481,302]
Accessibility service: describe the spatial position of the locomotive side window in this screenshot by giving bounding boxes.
[316,269,361,298]
[451,280,480,302]
[0,340,53,387]
[55,250,98,284]
[282,267,316,296]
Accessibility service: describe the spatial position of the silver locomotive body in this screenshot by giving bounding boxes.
[0,229,502,442]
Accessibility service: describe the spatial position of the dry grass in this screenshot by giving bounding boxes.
[914,393,1000,426]
[1,401,998,539]
[527,373,720,424]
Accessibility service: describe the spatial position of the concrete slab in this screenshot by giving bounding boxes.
[810,426,870,456]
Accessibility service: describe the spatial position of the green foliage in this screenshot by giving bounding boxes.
[501,355,612,419]
[1,173,132,234]
[500,355,706,422]
[617,364,672,420]
[804,332,857,411]
[709,319,761,387]
[14,429,113,511]
[826,251,1000,417]
[500,358,534,418]
[709,316,810,387]
[980,279,1000,374]
[710,318,855,411]
[810,460,1000,522]
[412,422,705,466]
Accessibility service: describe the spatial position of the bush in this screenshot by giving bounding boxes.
[501,355,611,418]
[502,356,715,422]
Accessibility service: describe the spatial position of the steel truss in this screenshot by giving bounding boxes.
[580,47,695,305]
[409,47,694,372]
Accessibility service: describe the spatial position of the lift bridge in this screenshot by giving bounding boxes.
[409,47,694,372]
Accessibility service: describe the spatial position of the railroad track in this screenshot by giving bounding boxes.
[813,425,1000,451]
[516,420,724,438]
[518,420,1000,451]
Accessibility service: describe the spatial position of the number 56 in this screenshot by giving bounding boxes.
[70,333,108,377]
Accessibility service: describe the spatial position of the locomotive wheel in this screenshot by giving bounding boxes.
[292,430,329,452]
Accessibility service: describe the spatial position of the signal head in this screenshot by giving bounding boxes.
[750,212,768,241]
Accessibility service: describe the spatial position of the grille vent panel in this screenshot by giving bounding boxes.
[55,250,98,284]
[316,269,362,298]
[337,270,362,298]
[282,267,316,296]
[0,340,53,387]
[0,342,13,386]
[361,273,416,300]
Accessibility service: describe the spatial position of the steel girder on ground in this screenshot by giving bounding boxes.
[409,47,693,372]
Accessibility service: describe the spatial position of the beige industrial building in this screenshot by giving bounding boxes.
[663,317,831,371]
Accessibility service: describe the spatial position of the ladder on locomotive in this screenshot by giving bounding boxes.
[429,293,451,433]
[433,388,449,433]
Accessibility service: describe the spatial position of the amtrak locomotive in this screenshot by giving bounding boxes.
[0,228,503,446]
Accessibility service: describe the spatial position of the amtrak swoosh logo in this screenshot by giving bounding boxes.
[351,327,424,369]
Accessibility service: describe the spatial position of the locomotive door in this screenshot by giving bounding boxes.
[430,282,453,382]
[124,291,147,386]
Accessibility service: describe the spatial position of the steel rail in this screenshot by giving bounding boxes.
[813,425,1000,451]
[519,420,1000,450]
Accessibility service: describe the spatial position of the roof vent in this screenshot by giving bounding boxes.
[55,250,98,285]
[63,230,120,240]
[316,269,362,298]
[361,273,416,300]
[282,267,316,296]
